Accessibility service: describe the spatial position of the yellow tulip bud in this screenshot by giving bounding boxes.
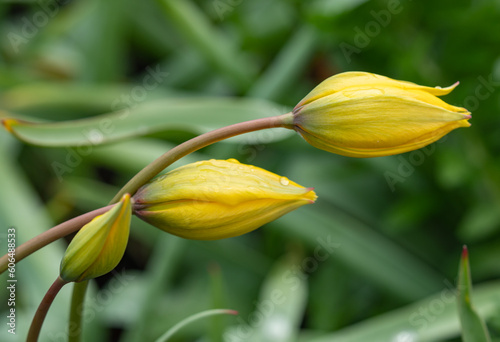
[132,159,317,240]
[292,72,471,158]
[60,194,131,282]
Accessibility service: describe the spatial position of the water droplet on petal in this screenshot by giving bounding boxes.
[280,177,290,186]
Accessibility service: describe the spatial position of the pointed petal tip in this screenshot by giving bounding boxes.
[445,81,460,89]
[462,117,472,127]
[434,81,460,95]
[305,187,318,203]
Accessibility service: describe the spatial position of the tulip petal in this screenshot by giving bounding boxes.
[293,72,471,158]
[60,194,131,282]
[133,159,316,240]
[296,72,461,108]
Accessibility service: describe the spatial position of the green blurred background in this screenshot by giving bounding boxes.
[1,0,500,341]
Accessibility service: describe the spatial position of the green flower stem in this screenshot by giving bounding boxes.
[69,281,89,342]
[27,277,68,342]
[110,113,293,203]
[0,205,114,274]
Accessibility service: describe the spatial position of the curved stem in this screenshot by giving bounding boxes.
[110,113,293,203]
[67,115,291,341]
[0,114,293,274]
[0,114,293,273]
[27,277,68,342]
[68,281,89,342]
[0,205,113,274]
[154,309,238,342]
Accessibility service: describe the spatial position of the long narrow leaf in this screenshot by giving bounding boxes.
[2,98,292,146]
[457,246,491,342]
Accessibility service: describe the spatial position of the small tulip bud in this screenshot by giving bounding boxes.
[60,194,132,282]
[132,159,317,240]
[292,72,471,157]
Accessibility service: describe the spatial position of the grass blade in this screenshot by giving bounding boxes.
[154,309,238,342]
[457,245,491,342]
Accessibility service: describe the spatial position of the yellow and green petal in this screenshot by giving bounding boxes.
[60,194,132,282]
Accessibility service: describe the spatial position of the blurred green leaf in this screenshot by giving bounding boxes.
[0,132,70,340]
[225,254,308,342]
[89,138,206,176]
[459,203,500,242]
[457,246,491,342]
[276,205,443,300]
[121,235,187,342]
[155,0,255,90]
[51,0,126,82]
[300,280,500,342]
[0,82,165,115]
[248,25,318,101]
[2,97,292,146]
[308,0,369,17]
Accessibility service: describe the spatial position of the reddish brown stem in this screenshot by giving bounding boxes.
[0,205,113,274]
[27,277,68,342]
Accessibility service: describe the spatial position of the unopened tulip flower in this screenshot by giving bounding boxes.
[132,159,317,240]
[292,72,471,157]
[60,194,131,282]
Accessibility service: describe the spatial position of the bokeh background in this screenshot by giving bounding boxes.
[1,0,500,341]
